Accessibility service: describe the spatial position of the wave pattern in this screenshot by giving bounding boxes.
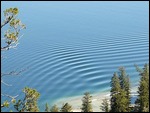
[1,2,149,111]
[2,32,149,109]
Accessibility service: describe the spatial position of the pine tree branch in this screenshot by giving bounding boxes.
[1,15,13,28]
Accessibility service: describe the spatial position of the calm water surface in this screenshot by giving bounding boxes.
[1,1,149,111]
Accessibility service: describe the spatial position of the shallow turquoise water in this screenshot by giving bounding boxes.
[1,1,149,111]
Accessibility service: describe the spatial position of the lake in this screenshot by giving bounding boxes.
[1,1,149,111]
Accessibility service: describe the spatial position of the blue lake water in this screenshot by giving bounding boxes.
[1,1,149,111]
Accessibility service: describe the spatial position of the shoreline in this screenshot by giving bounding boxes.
[55,91,111,112]
[54,86,138,112]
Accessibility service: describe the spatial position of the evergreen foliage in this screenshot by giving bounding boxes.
[60,103,72,112]
[81,92,93,112]
[110,72,121,112]
[100,98,109,112]
[135,64,149,112]
[50,104,59,112]
[14,87,40,112]
[1,7,25,109]
[119,67,131,111]
[45,103,50,112]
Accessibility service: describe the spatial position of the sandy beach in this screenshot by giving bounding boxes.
[55,91,111,112]
[55,86,138,112]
